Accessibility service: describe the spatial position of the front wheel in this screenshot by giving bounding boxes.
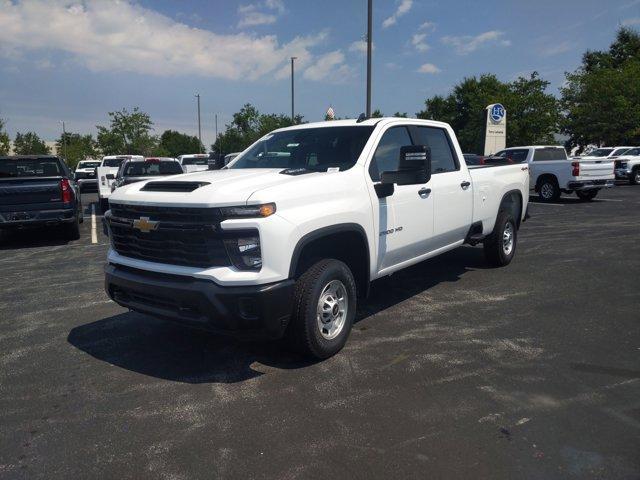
[576,189,598,201]
[631,169,640,185]
[484,210,517,267]
[286,259,357,359]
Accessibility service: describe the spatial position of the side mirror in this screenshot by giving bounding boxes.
[106,173,115,180]
[380,145,431,186]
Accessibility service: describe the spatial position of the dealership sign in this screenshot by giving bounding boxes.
[484,103,506,156]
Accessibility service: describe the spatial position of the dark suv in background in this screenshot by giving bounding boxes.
[0,156,83,240]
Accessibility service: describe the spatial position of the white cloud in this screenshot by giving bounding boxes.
[237,0,285,28]
[382,0,413,29]
[418,21,435,31]
[441,31,511,55]
[303,50,351,82]
[349,39,375,54]
[0,0,333,81]
[622,17,640,25]
[411,33,430,52]
[417,63,441,74]
[539,40,573,57]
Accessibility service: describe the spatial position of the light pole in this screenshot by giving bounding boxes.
[61,121,67,160]
[290,57,297,123]
[366,0,372,118]
[195,93,202,152]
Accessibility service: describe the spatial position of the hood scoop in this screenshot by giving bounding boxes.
[141,181,210,192]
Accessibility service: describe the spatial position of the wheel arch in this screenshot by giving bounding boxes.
[535,173,559,191]
[289,223,370,298]
[498,189,523,228]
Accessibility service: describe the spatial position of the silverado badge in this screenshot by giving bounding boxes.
[132,216,159,233]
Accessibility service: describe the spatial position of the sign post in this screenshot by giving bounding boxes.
[483,103,506,156]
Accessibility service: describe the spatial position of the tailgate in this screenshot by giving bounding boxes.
[577,159,614,178]
[0,177,63,206]
[97,167,116,198]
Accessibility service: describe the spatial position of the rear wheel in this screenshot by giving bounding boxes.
[538,178,560,202]
[484,210,517,267]
[100,198,109,214]
[631,168,640,185]
[286,259,356,359]
[65,212,81,241]
[576,189,598,201]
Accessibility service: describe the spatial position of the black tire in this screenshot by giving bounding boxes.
[65,213,81,241]
[78,201,84,224]
[100,198,109,214]
[537,177,560,202]
[576,189,598,201]
[483,210,517,267]
[286,259,357,359]
[631,168,640,185]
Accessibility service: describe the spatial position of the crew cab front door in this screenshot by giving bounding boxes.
[368,126,434,272]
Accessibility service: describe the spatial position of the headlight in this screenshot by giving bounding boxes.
[220,203,276,219]
[223,232,262,270]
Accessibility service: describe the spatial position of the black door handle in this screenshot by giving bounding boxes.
[460,181,471,189]
[418,187,431,197]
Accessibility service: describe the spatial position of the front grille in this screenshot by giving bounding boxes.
[107,203,231,268]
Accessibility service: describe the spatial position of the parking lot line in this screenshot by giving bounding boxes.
[91,203,97,244]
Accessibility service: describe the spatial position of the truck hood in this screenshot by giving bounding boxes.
[108,168,324,207]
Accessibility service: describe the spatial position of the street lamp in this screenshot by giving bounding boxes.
[366,0,372,117]
[195,93,202,152]
[291,57,297,123]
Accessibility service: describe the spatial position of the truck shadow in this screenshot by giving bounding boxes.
[0,227,73,250]
[67,246,486,384]
[529,195,607,205]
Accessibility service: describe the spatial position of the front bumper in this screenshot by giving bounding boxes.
[567,179,615,191]
[104,263,295,340]
[0,208,76,229]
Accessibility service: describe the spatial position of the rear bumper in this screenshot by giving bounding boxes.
[104,263,295,340]
[567,180,615,191]
[0,207,76,229]
[77,178,98,186]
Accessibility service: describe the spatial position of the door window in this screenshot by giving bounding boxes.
[368,127,413,181]
[413,127,458,173]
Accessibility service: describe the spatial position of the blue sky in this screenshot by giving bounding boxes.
[1,0,639,147]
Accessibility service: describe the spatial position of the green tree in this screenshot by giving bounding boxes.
[212,104,302,154]
[561,27,640,150]
[159,130,204,157]
[371,109,384,118]
[0,118,10,155]
[96,107,158,156]
[393,112,408,118]
[55,133,98,168]
[13,132,51,155]
[417,73,559,153]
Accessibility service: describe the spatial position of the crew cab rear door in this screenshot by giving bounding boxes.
[411,126,472,249]
[368,125,434,272]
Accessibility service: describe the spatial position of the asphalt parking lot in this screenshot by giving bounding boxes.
[1,186,639,479]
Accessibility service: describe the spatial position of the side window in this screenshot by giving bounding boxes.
[413,127,458,174]
[368,126,412,181]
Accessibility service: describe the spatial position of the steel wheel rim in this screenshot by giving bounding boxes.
[540,183,553,199]
[502,221,514,256]
[635,171,640,182]
[316,280,348,340]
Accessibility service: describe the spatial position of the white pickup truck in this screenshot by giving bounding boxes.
[97,155,143,212]
[104,118,529,359]
[491,146,614,201]
[613,147,640,184]
[178,154,211,173]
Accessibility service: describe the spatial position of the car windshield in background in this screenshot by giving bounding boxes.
[124,161,182,176]
[588,148,613,157]
[229,126,375,171]
[486,149,529,164]
[103,158,126,167]
[611,148,631,156]
[182,158,208,165]
[0,158,61,178]
[625,148,640,156]
[78,162,100,168]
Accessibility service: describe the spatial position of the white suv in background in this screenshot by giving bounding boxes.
[614,147,640,184]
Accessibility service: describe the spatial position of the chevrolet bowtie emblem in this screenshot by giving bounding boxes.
[132,216,159,233]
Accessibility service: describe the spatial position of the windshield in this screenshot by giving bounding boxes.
[78,161,100,169]
[611,148,631,156]
[0,158,62,178]
[588,148,613,157]
[123,161,183,176]
[182,157,208,165]
[103,158,126,167]
[625,148,640,156]
[229,126,375,171]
